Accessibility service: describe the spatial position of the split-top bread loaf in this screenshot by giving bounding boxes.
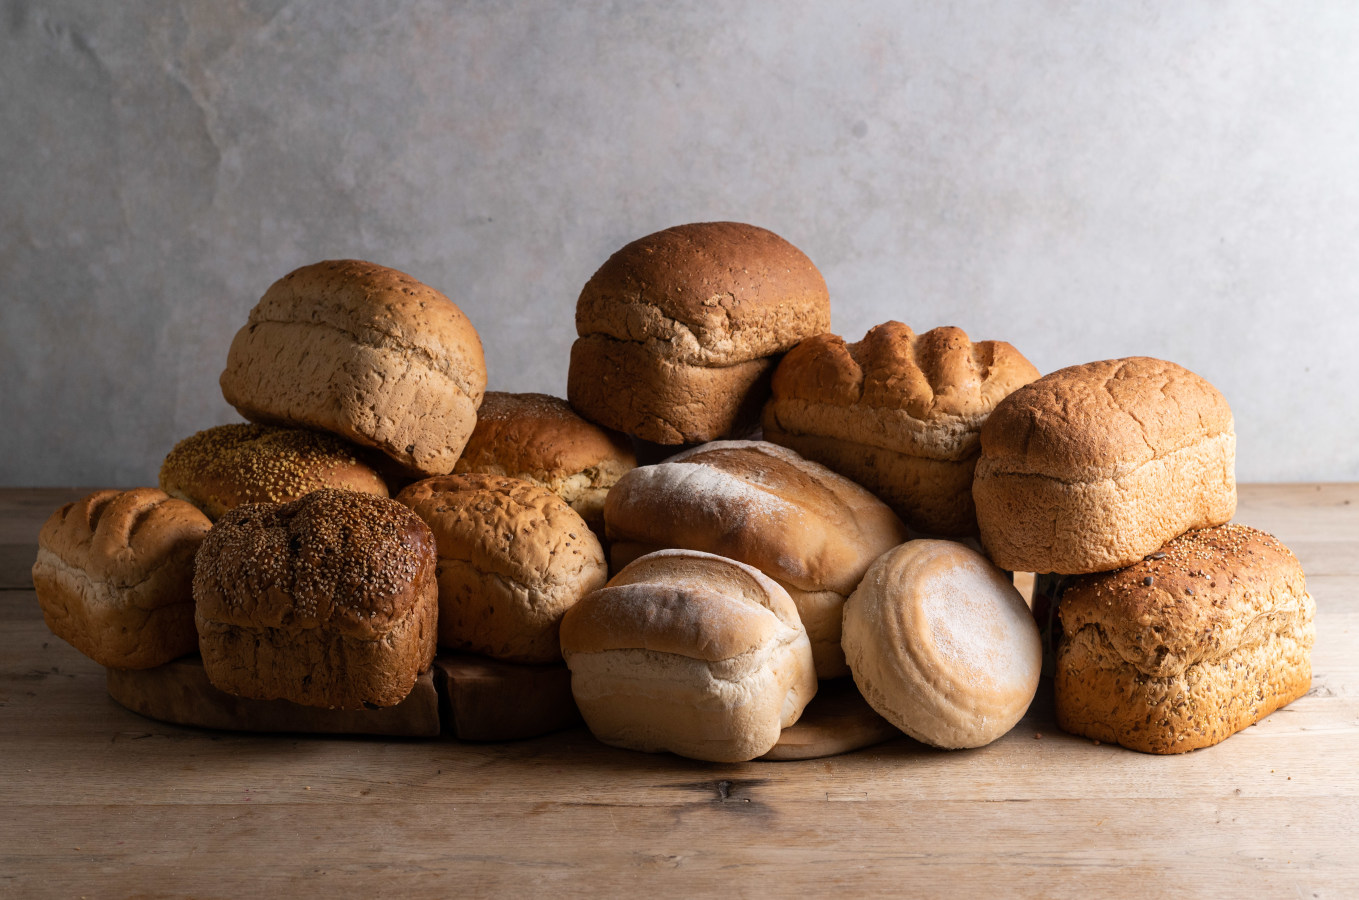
[568,222,831,444]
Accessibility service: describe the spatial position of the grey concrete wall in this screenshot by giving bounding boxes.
[3,1,1356,485]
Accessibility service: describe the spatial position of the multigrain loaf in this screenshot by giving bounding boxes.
[193,489,438,710]
[559,549,817,762]
[603,440,908,678]
[32,489,211,669]
[1055,524,1314,754]
[763,322,1040,535]
[973,357,1236,574]
[397,473,607,663]
[568,222,831,444]
[220,259,487,477]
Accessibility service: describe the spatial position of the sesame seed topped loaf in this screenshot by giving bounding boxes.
[193,489,438,710]
[220,259,487,478]
[973,357,1237,574]
[1055,524,1314,753]
[33,488,211,670]
[159,423,389,520]
[568,222,831,444]
[763,322,1040,536]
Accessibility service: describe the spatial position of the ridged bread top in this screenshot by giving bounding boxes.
[766,322,1040,460]
[38,488,211,586]
[575,222,831,366]
[980,357,1234,482]
[245,259,487,402]
[455,392,635,483]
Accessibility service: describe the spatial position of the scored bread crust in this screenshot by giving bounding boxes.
[220,259,487,477]
[763,322,1040,535]
[32,488,211,669]
[1055,524,1314,753]
[973,357,1237,574]
[559,549,817,763]
[397,473,607,663]
[193,489,438,709]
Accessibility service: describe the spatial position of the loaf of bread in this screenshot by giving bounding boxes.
[1055,524,1314,753]
[842,540,1042,749]
[32,489,211,669]
[559,549,817,762]
[397,473,608,663]
[452,392,635,535]
[763,322,1040,536]
[193,489,438,709]
[603,440,908,678]
[159,423,389,520]
[220,259,487,477]
[973,357,1237,574]
[568,222,831,444]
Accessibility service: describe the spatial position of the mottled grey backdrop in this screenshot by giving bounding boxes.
[3,1,1356,485]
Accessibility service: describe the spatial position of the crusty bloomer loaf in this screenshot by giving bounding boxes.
[568,222,831,444]
[1056,524,1314,754]
[604,440,908,678]
[973,357,1237,574]
[193,489,438,710]
[220,260,487,478]
[763,322,1040,536]
[397,473,608,663]
[560,549,817,762]
[33,489,211,669]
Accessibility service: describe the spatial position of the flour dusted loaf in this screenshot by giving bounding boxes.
[220,259,487,477]
[604,440,908,678]
[33,489,210,669]
[568,222,831,444]
[159,423,388,520]
[841,540,1042,749]
[559,549,817,762]
[453,392,635,535]
[397,473,608,663]
[763,322,1039,536]
[973,357,1236,574]
[1055,524,1314,754]
[193,489,438,710]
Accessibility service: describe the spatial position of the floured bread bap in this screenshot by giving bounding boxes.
[560,549,817,762]
[842,540,1042,749]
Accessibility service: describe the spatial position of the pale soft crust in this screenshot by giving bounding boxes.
[559,549,817,762]
[842,540,1042,749]
[453,392,635,533]
[974,357,1237,574]
[397,473,607,663]
[604,440,908,678]
[1055,524,1315,753]
[220,259,487,477]
[193,489,438,709]
[32,489,210,669]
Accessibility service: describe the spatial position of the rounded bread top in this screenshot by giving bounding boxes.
[575,222,831,366]
[1058,524,1307,678]
[248,259,487,403]
[767,322,1040,460]
[980,356,1234,482]
[192,489,436,640]
[38,488,211,586]
[604,440,908,595]
[454,392,635,483]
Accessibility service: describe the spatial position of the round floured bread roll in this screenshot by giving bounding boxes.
[159,423,389,520]
[220,259,487,477]
[32,488,210,669]
[842,540,1042,749]
[453,392,635,535]
[559,549,817,762]
[193,489,438,710]
[397,473,608,663]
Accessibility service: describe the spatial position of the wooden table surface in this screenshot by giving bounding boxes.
[2,485,1356,898]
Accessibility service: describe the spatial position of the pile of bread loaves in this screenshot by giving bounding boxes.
[32,222,1314,762]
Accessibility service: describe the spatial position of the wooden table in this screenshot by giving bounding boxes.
[2,485,1356,897]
